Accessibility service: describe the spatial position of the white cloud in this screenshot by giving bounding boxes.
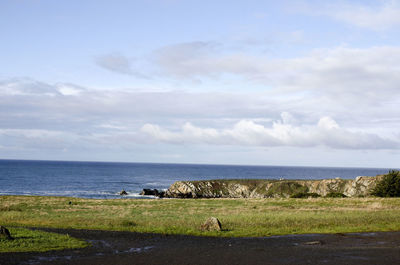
[0,78,61,96]
[329,1,400,31]
[141,115,399,150]
[153,41,263,79]
[97,123,127,130]
[290,0,400,31]
[0,129,68,139]
[57,83,86,96]
[0,78,86,97]
[152,44,400,106]
[1,76,399,161]
[95,53,133,74]
[0,128,79,151]
[95,53,149,78]
[93,43,400,112]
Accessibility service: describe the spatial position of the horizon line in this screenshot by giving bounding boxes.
[0,158,396,170]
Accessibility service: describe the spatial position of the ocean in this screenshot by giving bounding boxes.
[0,159,394,199]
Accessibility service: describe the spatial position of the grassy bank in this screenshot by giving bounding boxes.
[2,196,400,237]
[0,227,88,252]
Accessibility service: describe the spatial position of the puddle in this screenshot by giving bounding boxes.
[128,246,154,253]
[349,232,377,237]
[115,246,155,254]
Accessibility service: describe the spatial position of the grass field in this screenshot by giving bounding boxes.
[2,195,400,238]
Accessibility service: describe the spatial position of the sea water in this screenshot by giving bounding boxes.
[0,159,394,199]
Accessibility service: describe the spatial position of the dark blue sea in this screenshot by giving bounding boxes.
[0,159,395,199]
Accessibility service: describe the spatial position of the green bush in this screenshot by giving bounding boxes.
[290,192,321,198]
[371,170,400,197]
[325,192,347,198]
[266,181,308,197]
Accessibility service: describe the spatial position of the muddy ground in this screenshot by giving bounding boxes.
[1,229,400,265]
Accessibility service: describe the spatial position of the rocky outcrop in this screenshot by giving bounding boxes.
[163,175,384,198]
[140,189,165,197]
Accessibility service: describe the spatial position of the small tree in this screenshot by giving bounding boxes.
[371,170,400,197]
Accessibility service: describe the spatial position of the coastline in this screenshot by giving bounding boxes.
[1,159,393,199]
[159,175,381,198]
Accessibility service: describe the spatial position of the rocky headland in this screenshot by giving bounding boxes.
[155,175,384,198]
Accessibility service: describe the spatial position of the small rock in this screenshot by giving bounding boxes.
[0,226,13,240]
[120,190,128,196]
[201,217,222,231]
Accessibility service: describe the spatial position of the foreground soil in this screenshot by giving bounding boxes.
[1,228,400,265]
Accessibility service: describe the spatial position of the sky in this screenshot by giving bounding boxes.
[1,0,400,168]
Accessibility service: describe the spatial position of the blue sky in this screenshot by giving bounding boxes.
[1,0,400,167]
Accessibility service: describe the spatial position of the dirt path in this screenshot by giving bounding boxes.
[2,229,400,265]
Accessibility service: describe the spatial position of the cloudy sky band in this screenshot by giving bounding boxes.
[1,0,400,167]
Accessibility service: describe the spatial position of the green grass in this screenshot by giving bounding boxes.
[1,196,400,238]
[0,227,88,252]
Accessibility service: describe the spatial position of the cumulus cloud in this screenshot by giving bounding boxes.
[141,115,399,150]
[1,78,399,158]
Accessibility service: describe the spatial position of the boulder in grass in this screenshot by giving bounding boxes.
[201,217,222,231]
[0,226,13,240]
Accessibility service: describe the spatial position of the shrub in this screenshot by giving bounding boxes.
[371,170,400,197]
[290,192,321,198]
[325,192,347,198]
[266,182,308,197]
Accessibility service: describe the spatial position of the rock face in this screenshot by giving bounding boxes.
[163,175,384,199]
[201,217,222,231]
[0,226,13,240]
